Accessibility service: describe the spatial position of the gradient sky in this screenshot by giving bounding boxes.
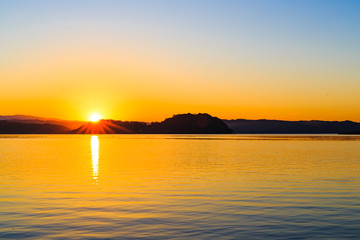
[1,0,359,121]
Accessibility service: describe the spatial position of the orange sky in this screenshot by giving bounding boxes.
[1,1,359,122]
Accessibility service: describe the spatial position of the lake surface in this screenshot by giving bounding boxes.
[0,134,359,239]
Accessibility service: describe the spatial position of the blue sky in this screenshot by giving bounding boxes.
[0,0,359,121]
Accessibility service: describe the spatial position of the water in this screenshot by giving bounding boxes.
[0,134,359,239]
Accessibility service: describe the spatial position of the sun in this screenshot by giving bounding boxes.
[89,113,102,122]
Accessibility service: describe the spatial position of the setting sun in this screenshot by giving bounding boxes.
[89,113,102,122]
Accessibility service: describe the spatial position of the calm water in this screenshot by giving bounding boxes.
[0,134,359,239]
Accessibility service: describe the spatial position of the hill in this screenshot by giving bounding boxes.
[0,120,70,134]
[72,113,233,134]
[224,119,360,134]
[0,115,84,129]
[2,114,360,134]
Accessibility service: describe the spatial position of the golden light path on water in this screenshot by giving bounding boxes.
[0,135,360,239]
[91,135,99,184]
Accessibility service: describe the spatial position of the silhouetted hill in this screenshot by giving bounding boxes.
[2,113,360,134]
[338,131,360,135]
[0,120,70,134]
[147,113,233,134]
[0,115,84,129]
[224,119,360,134]
[71,113,233,134]
[70,120,142,134]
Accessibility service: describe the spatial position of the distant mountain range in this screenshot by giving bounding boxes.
[224,119,360,134]
[0,120,70,134]
[0,114,360,134]
[0,115,85,129]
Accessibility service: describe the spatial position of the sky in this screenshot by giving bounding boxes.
[0,0,359,121]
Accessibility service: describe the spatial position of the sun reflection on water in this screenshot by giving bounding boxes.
[91,135,99,184]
